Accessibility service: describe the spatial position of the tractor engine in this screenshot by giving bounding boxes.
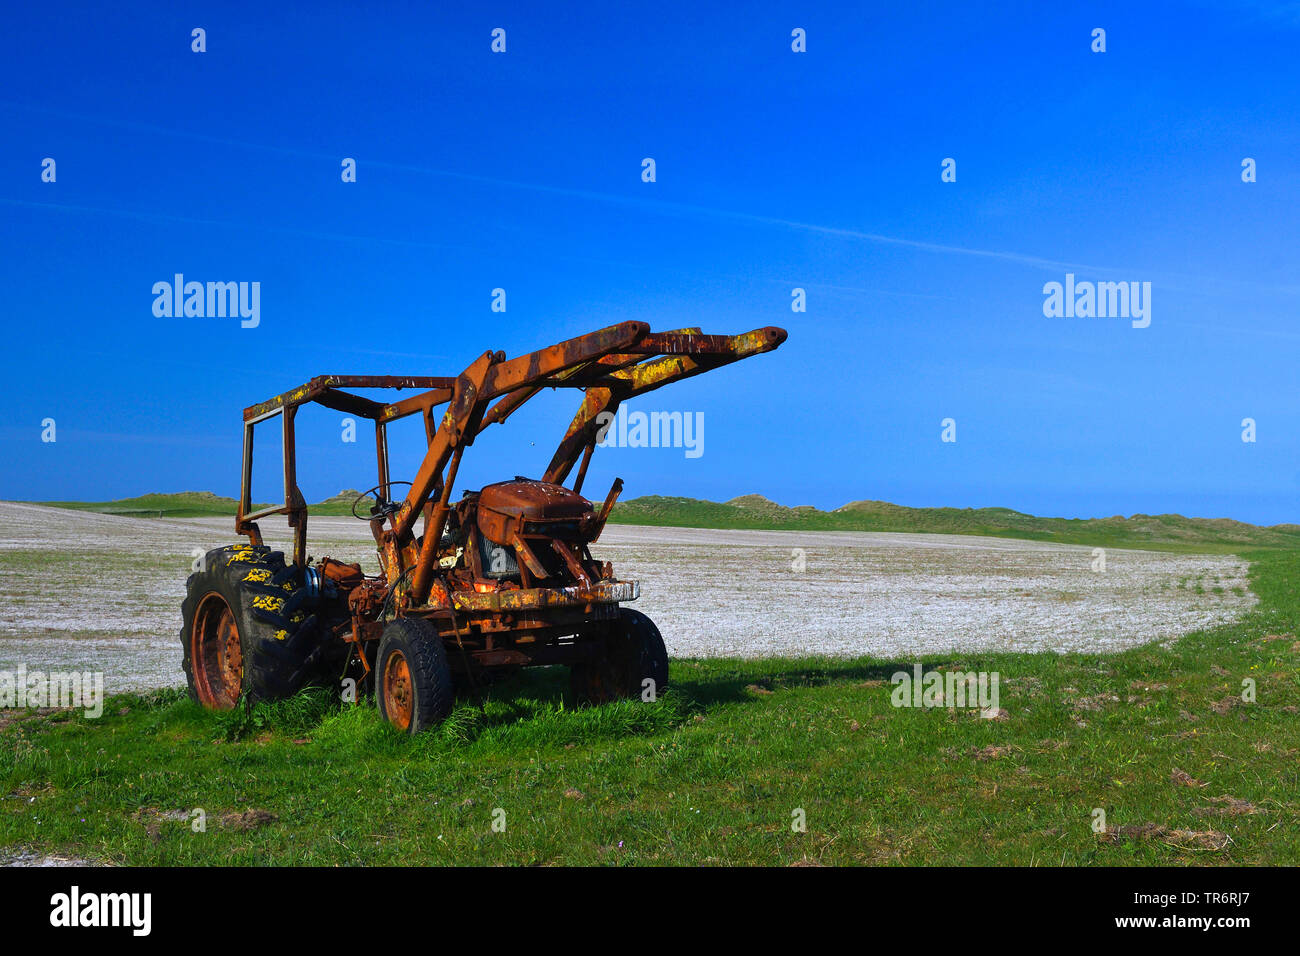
[458,478,615,589]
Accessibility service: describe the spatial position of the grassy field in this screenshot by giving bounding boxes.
[613,494,1300,553]
[29,490,1300,552]
[36,490,368,519]
[2,548,1297,866]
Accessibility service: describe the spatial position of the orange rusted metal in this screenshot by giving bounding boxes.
[192,592,242,710]
[381,648,414,731]
[231,322,785,701]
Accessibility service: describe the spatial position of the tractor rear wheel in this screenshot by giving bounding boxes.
[375,617,455,733]
[570,608,669,705]
[181,545,337,709]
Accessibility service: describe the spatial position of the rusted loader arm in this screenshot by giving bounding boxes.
[394,323,786,607]
[542,325,787,485]
[235,322,785,606]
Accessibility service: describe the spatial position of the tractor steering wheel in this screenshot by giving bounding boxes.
[350,482,413,521]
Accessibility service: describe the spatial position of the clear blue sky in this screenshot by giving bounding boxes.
[2,1,1297,523]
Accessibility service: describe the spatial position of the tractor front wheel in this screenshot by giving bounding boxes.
[571,608,669,705]
[375,618,455,733]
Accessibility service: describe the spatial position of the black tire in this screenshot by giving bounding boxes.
[180,544,340,708]
[375,617,455,733]
[571,608,669,705]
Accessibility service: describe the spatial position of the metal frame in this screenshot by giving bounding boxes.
[235,321,786,608]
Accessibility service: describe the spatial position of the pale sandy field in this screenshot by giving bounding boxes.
[0,502,1257,694]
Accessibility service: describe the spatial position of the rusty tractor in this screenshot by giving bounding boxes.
[181,321,786,732]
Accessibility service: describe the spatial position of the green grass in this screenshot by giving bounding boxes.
[32,490,367,519]
[23,490,1300,552]
[36,491,265,519]
[610,494,1300,553]
[3,549,1298,866]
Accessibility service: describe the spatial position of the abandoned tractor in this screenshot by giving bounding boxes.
[181,322,786,732]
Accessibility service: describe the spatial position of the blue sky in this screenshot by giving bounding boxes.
[1,1,1297,523]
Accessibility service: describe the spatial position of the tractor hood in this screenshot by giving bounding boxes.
[478,478,594,521]
[476,478,595,547]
